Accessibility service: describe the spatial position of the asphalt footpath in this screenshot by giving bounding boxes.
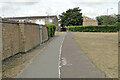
[60,32,105,78]
[17,33,66,78]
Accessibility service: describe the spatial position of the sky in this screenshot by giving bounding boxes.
[0,0,119,19]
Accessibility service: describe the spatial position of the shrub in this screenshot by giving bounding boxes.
[67,25,119,32]
[114,22,120,28]
[46,24,56,38]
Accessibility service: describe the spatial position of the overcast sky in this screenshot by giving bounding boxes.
[0,0,119,18]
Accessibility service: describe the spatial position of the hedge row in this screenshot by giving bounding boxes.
[46,24,56,38]
[67,25,120,32]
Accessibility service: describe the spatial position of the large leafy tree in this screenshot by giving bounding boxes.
[96,15,117,25]
[59,7,83,27]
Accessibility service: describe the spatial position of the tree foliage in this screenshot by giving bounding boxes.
[59,7,83,27]
[116,15,120,22]
[96,15,117,25]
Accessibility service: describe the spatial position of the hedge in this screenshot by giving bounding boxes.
[46,24,56,38]
[67,25,120,32]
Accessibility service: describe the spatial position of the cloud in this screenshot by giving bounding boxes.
[73,0,119,4]
[0,0,118,18]
[0,0,41,2]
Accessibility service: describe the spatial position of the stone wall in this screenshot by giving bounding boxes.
[2,22,42,60]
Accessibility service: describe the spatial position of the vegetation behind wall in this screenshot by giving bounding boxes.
[46,24,56,38]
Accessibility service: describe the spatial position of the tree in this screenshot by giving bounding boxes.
[59,7,83,27]
[96,16,104,25]
[96,15,117,25]
[117,15,120,22]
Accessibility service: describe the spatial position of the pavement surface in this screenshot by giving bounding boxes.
[17,32,105,78]
[60,32,105,78]
[17,33,66,78]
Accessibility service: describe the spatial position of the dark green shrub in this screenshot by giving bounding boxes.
[46,24,56,38]
[114,22,120,28]
[67,25,119,32]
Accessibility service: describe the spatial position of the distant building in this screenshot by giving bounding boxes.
[83,16,98,26]
[0,17,2,22]
[118,1,120,14]
[4,15,60,31]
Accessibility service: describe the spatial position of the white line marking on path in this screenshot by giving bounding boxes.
[58,33,66,79]
[61,57,72,66]
[62,57,67,66]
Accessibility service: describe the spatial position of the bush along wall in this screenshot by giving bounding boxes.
[46,24,56,38]
[67,25,120,32]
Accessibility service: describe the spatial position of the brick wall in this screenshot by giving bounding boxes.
[118,31,120,78]
[24,24,40,52]
[0,23,2,58]
[2,23,20,59]
[42,26,48,42]
[0,20,2,79]
[2,22,49,60]
[2,22,42,60]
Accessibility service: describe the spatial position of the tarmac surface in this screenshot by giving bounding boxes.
[17,32,105,78]
[17,33,66,78]
[60,32,105,78]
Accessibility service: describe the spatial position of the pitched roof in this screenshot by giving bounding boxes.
[4,15,58,19]
[83,16,97,22]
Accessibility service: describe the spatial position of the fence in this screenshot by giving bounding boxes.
[2,22,48,60]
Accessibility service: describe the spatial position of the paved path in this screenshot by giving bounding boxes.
[60,32,105,78]
[17,33,66,78]
[17,32,105,78]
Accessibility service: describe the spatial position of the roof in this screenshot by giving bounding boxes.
[4,15,58,19]
[83,16,97,21]
[1,19,40,25]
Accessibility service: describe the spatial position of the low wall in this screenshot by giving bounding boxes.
[2,22,41,60]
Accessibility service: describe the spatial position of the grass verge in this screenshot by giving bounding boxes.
[73,32,118,78]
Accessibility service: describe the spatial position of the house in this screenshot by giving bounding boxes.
[0,16,1,23]
[4,15,60,31]
[83,16,98,26]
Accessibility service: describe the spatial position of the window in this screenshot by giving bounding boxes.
[36,19,45,25]
[49,18,53,23]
